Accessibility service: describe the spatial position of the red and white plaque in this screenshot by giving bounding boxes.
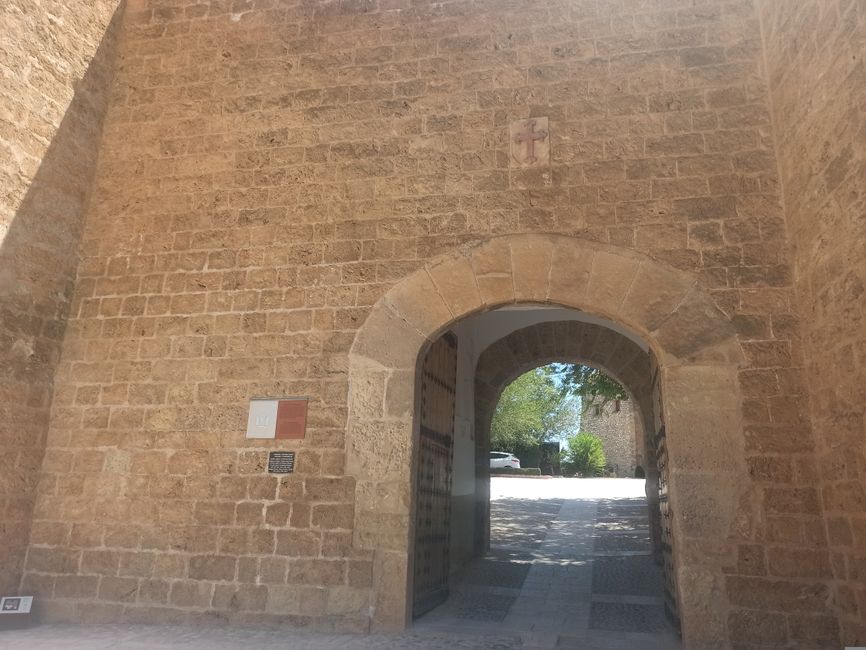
[275,398,308,439]
[246,398,308,439]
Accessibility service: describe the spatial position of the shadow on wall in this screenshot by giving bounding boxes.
[0,5,125,594]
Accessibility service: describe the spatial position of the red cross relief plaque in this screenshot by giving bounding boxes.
[510,117,549,168]
[275,398,308,439]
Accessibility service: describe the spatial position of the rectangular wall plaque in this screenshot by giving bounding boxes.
[246,398,308,439]
[246,399,279,439]
[267,451,295,474]
[0,597,33,614]
[276,398,308,439]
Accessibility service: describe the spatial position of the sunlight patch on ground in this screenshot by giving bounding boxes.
[490,477,647,501]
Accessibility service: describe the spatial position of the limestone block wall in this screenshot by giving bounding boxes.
[757,1,866,643]
[16,0,838,644]
[0,0,122,595]
[581,400,638,477]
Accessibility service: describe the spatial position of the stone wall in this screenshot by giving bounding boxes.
[16,0,838,644]
[0,0,122,595]
[757,0,866,643]
[581,399,638,478]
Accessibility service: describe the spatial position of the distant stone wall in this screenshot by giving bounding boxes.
[581,400,638,478]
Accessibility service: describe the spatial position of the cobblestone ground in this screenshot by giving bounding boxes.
[0,478,679,649]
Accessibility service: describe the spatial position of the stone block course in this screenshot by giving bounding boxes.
[0,0,123,594]
[757,0,866,642]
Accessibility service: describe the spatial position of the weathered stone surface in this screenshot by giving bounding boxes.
[620,263,694,333]
[757,1,866,642]
[351,305,426,372]
[663,366,744,473]
[371,551,409,632]
[651,288,740,363]
[546,242,594,307]
[384,273,454,340]
[425,256,483,319]
[509,236,555,302]
[578,400,640,478]
[4,0,854,644]
[470,238,515,306]
[346,420,412,483]
[0,0,123,593]
[585,252,640,323]
[676,564,728,650]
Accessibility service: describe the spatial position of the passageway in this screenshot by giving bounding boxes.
[414,477,680,649]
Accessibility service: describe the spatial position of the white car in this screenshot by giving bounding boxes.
[490,451,521,469]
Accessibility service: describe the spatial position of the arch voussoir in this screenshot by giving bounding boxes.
[585,250,641,322]
[382,270,452,340]
[426,253,482,317]
[620,261,697,333]
[469,237,514,306]
[548,240,594,306]
[651,286,742,365]
[510,235,556,301]
[351,302,425,372]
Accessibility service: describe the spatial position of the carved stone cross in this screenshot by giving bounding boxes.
[509,117,550,168]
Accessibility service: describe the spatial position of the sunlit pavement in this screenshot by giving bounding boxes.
[414,477,681,649]
[0,478,679,649]
[490,476,649,501]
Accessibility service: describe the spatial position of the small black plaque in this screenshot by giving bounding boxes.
[268,451,295,474]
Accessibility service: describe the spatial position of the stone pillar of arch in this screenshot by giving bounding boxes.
[347,234,744,647]
[472,319,658,557]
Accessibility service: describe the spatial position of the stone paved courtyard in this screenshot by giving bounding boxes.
[1,478,679,649]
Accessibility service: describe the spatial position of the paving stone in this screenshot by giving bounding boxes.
[588,601,671,633]
[591,556,665,597]
[0,626,526,650]
[453,593,517,621]
[594,520,649,533]
[592,532,652,554]
[462,560,531,589]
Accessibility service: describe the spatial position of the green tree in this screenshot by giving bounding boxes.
[490,367,578,454]
[561,432,607,477]
[552,363,628,412]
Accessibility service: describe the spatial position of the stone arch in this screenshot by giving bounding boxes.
[347,234,744,646]
[474,319,653,445]
[471,319,659,559]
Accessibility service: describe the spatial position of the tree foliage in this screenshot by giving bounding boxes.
[561,432,607,477]
[490,367,578,454]
[552,363,629,412]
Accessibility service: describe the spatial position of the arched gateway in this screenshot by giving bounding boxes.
[346,234,745,647]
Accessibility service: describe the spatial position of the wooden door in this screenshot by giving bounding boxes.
[412,333,458,618]
[656,425,680,630]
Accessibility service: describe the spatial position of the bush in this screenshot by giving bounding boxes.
[490,467,542,476]
[561,433,607,477]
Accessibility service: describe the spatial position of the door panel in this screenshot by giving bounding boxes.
[656,425,680,630]
[413,333,458,618]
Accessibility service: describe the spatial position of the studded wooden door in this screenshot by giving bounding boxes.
[412,332,458,618]
[655,425,680,630]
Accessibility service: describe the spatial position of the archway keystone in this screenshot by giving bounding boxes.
[347,234,745,647]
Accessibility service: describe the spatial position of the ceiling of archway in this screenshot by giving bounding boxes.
[453,305,650,368]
